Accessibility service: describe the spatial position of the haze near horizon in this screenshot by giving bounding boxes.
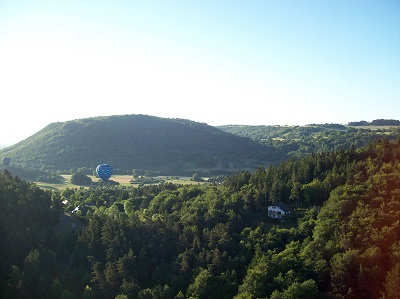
[1,0,399,146]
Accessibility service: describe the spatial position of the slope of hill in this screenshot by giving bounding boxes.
[0,115,274,175]
[218,122,400,159]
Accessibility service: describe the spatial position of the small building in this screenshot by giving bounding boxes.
[71,205,81,214]
[268,204,289,219]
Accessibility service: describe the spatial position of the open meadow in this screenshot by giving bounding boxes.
[35,174,206,191]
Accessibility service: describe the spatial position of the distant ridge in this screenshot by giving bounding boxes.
[0,114,273,174]
[348,119,400,126]
[218,121,400,161]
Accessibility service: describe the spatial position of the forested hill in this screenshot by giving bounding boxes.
[1,138,400,298]
[349,119,400,126]
[0,115,274,174]
[218,122,400,159]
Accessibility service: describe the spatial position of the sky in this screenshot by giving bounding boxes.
[0,0,399,146]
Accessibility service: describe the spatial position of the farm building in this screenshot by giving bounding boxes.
[268,204,290,219]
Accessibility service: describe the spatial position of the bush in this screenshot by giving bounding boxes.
[70,173,93,185]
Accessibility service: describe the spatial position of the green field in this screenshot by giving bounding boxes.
[345,125,399,130]
[34,174,207,191]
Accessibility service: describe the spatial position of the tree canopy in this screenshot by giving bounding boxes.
[1,138,399,298]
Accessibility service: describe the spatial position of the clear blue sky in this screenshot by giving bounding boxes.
[1,0,399,146]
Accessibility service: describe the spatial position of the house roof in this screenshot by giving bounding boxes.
[271,202,290,212]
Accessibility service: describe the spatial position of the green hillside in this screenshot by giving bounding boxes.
[3,116,400,181]
[218,121,400,159]
[0,115,274,175]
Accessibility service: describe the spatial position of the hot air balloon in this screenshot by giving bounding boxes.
[2,157,11,165]
[96,164,113,181]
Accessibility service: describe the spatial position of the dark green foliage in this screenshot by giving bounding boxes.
[0,170,59,298]
[191,173,205,182]
[1,138,400,298]
[0,164,64,182]
[70,173,93,186]
[37,174,65,183]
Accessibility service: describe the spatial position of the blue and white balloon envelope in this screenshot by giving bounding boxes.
[2,157,11,165]
[96,164,113,181]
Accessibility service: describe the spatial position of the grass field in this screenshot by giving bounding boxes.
[345,125,399,131]
[35,174,206,191]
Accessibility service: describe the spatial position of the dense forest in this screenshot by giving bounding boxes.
[1,138,400,298]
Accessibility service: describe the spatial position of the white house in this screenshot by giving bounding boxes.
[268,205,287,219]
[72,205,81,214]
